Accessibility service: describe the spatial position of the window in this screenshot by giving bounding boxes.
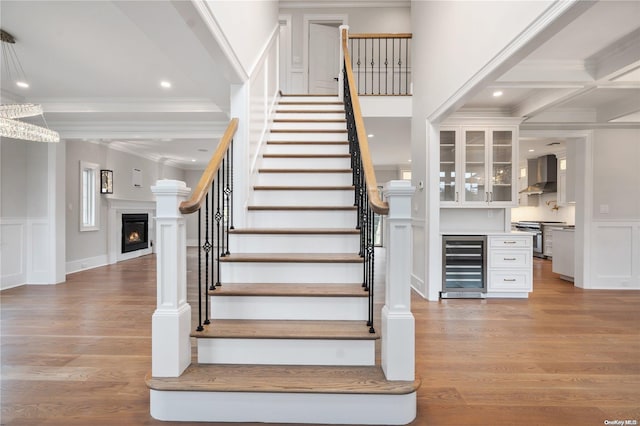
[80,161,100,231]
[401,170,412,180]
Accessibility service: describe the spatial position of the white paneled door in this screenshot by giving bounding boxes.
[308,23,339,94]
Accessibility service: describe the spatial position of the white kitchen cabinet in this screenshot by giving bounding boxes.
[440,124,518,207]
[557,152,567,206]
[552,229,574,281]
[487,235,533,293]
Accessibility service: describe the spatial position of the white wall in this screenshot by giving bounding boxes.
[589,129,640,289]
[65,141,186,271]
[206,0,279,75]
[1,139,63,289]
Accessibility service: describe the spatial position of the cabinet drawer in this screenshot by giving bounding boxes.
[488,271,532,291]
[489,235,531,248]
[489,250,531,268]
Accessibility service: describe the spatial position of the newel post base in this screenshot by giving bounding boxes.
[381,180,416,381]
[151,180,192,377]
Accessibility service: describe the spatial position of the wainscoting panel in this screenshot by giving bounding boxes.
[411,219,426,297]
[1,219,26,289]
[27,219,50,284]
[591,221,640,289]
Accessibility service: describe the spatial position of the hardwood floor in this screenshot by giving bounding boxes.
[2,253,639,425]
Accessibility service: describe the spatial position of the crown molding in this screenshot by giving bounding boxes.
[31,98,225,114]
[280,0,409,9]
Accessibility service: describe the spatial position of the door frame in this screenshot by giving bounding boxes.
[303,14,348,94]
[278,14,292,94]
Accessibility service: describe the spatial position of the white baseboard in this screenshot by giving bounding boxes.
[410,273,427,299]
[66,254,109,275]
[1,278,25,291]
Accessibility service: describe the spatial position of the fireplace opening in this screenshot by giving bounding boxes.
[122,213,148,253]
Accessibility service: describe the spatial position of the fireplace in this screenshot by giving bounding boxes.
[122,213,149,253]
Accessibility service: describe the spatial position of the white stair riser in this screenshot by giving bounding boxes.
[268,132,347,142]
[261,157,351,169]
[150,390,417,425]
[247,210,357,228]
[265,143,349,155]
[280,96,341,103]
[272,122,346,131]
[257,172,352,186]
[221,262,363,284]
[210,296,368,320]
[275,112,345,120]
[230,233,359,253]
[197,338,374,366]
[252,189,354,206]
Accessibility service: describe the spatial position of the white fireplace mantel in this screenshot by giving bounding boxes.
[107,198,156,264]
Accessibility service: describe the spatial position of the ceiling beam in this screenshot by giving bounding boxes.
[586,28,640,81]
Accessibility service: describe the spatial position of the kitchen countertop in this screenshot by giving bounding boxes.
[442,231,535,236]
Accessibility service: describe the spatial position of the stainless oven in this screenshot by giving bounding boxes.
[514,222,543,257]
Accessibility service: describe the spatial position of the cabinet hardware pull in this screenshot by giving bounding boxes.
[503,278,516,282]
[503,241,517,244]
[485,191,489,202]
[504,257,516,261]
[455,191,459,202]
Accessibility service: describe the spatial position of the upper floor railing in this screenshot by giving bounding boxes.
[348,33,412,96]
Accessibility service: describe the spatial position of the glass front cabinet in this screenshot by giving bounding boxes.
[439,125,518,207]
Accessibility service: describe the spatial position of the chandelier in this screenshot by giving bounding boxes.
[0,29,59,143]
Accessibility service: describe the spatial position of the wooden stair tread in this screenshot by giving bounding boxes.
[270,129,347,133]
[209,283,367,297]
[263,154,350,158]
[267,140,348,145]
[258,168,351,173]
[220,253,363,263]
[230,228,359,235]
[146,364,420,395]
[276,109,345,114]
[278,101,344,105]
[253,185,354,190]
[273,119,346,123]
[191,319,377,340]
[248,205,357,211]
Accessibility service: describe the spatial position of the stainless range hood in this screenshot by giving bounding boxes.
[519,155,557,195]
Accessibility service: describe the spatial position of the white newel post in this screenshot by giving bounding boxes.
[338,25,348,101]
[150,180,192,377]
[381,180,416,381]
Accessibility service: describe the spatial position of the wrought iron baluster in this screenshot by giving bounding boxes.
[196,209,203,332]
[204,191,211,325]
[392,39,395,95]
[398,39,403,96]
[230,139,234,230]
[377,38,381,95]
[385,38,389,95]
[370,38,374,95]
[215,168,222,287]
[363,39,367,95]
[220,158,226,258]
[225,146,231,255]
[368,207,375,333]
[357,39,361,94]
[405,38,409,95]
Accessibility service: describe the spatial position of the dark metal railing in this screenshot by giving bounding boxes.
[180,118,238,332]
[349,33,412,96]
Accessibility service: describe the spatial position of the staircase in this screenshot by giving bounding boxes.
[147,95,419,425]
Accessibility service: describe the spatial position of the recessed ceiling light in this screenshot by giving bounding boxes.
[492,90,503,97]
[16,81,29,88]
[368,134,374,138]
[191,159,196,162]
[528,149,535,152]
[408,159,412,163]
[160,80,172,89]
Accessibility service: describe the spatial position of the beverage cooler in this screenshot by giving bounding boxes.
[441,235,487,298]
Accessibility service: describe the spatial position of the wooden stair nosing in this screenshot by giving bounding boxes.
[276,109,345,114]
[263,154,350,159]
[267,141,349,145]
[208,283,368,298]
[281,93,339,97]
[146,364,421,395]
[248,205,357,211]
[270,129,347,134]
[229,228,359,235]
[273,119,346,123]
[190,319,377,340]
[219,253,363,263]
[258,168,352,174]
[278,101,344,105]
[253,185,354,191]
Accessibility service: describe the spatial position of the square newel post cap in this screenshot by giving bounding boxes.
[151,179,191,196]
[151,180,191,217]
[383,180,415,218]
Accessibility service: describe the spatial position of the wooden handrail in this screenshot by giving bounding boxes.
[179,118,239,215]
[342,29,389,215]
[348,33,412,39]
